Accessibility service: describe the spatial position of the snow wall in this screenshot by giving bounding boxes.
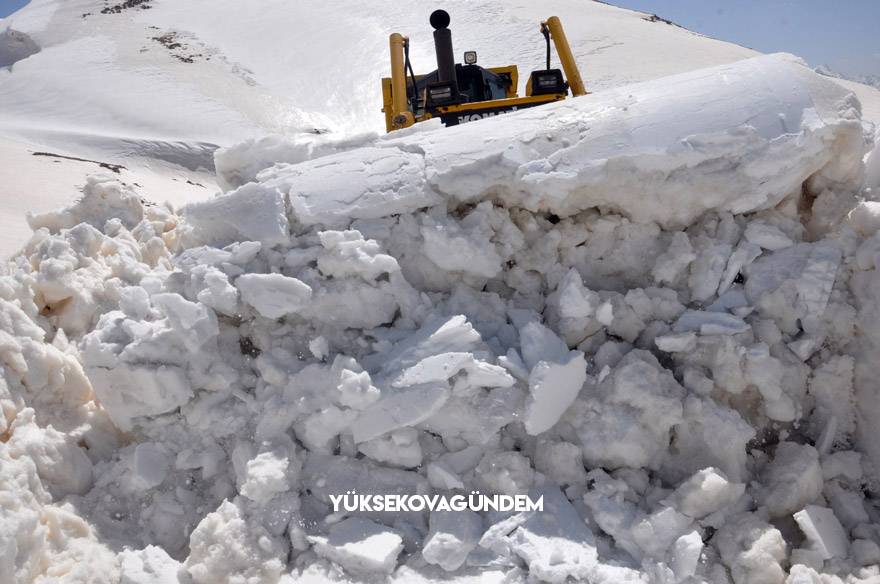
[4,53,880,583]
[247,53,866,231]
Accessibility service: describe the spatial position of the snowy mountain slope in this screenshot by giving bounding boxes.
[3,0,878,144]
[1,0,879,259]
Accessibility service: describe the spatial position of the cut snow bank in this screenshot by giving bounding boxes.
[1,54,878,584]
[255,54,865,230]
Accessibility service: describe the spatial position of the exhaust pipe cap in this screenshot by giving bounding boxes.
[430,9,450,30]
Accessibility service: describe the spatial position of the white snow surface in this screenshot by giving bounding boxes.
[3,1,880,583]
[2,0,879,258]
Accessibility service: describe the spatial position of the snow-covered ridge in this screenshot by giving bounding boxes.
[3,46,880,583]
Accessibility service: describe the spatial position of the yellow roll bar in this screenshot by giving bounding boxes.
[543,16,587,97]
[388,33,415,130]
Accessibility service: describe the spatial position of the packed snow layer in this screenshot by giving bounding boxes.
[261,54,866,229]
[2,55,880,584]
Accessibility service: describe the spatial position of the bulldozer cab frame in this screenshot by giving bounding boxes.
[382,11,587,133]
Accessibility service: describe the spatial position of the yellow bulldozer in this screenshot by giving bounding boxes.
[382,10,587,132]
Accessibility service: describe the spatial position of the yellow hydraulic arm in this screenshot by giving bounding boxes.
[386,33,415,131]
[542,16,587,97]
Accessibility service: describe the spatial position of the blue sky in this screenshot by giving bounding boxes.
[2,0,878,77]
[0,0,27,19]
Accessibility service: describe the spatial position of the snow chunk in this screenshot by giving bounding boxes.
[185,500,286,584]
[663,467,745,519]
[821,450,862,482]
[534,441,587,486]
[391,352,512,390]
[671,531,703,581]
[719,242,762,295]
[746,242,841,334]
[519,321,569,370]
[793,505,848,560]
[337,368,381,410]
[264,146,438,227]
[524,353,587,435]
[506,486,598,583]
[309,336,329,359]
[744,222,794,251]
[666,396,756,483]
[421,215,503,278]
[426,461,465,491]
[82,291,227,430]
[236,273,311,319]
[422,509,482,571]
[759,442,823,518]
[716,513,787,584]
[27,175,143,232]
[577,350,684,469]
[655,331,697,353]
[308,517,403,574]
[853,539,880,566]
[182,183,289,247]
[846,201,880,237]
[358,427,422,468]
[557,268,600,319]
[631,506,693,559]
[521,322,587,435]
[119,546,182,584]
[89,364,192,432]
[653,232,696,284]
[351,382,449,443]
[240,451,290,504]
[132,443,170,490]
[689,241,732,302]
[476,451,534,496]
[317,230,399,281]
[673,310,749,335]
[7,409,93,497]
[371,315,482,380]
[304,279,398,329]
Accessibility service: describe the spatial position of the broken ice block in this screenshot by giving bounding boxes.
[236,273,312,319]
[308,517,403,574]
[524,351,587,435]
[350,382,450,443]
[663,467,745,519]
[507,486,598,583]
[793,505,848,560]
[422,509,483,571]
[673,310,749,335]
[182,183,289,246]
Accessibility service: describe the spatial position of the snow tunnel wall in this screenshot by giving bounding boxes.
[257,53,865,231]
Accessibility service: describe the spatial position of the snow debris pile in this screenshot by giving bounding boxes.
[2,54,880,583]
